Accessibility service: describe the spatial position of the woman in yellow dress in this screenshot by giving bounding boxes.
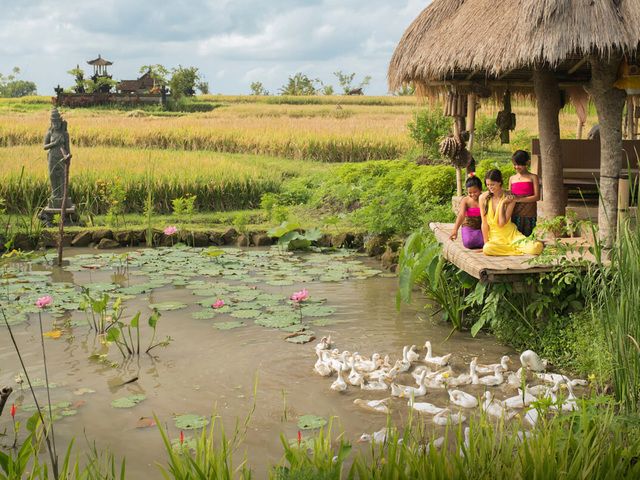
[479,169,543,256]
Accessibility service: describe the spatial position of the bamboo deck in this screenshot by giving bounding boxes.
[429,222,594,282]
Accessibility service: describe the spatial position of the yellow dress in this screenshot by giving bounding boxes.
[483,195,543,256]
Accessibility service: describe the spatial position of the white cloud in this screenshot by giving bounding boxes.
[0,1,428,96]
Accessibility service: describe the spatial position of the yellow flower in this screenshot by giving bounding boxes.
[97,178,102,183]
[515,413,521,419]
[588,374,595,381]
[192,195,197,199]
[442,372,450,378]
[113,200,118,204]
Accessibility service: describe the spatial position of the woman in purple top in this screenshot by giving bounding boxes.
[449,175,484,249]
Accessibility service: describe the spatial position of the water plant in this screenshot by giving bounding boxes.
[267,222,322,251]
[79,289,121,333]
[104,309,167,357]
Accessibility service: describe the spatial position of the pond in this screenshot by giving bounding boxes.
[0,246,516,478]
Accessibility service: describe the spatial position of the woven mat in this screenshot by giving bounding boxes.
[429,222,590,282]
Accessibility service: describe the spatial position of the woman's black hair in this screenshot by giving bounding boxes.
[512,150,530,166]
[465,176,482,190]
[483,169,503,215]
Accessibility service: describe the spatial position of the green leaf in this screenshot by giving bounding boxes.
[174,414,209,430]
[131,312,140,328]
[148,310,161,328]
[297,414,327,430]
[111,395,146,408]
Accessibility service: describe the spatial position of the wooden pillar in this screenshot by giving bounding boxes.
[586,52,627,247]
[533,66,565,222]
[576,117,584,139]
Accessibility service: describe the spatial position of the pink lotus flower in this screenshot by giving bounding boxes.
[35,296,52,308]
[212,300,225,309]
[164,226,178,235]
[291,288,309,303]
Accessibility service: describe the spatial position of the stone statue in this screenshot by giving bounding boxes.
[43,108,72,209]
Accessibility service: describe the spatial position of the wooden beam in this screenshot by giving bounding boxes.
[568,57,588,75]
[497,68,516,80]
[464,69,480,80]
[424,79,588,88]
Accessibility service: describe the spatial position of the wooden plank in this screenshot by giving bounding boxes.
[429,222,593,283]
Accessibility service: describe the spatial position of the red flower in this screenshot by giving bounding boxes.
[10,404,16,418]
[180,431,184,444]
[297,430,302,444]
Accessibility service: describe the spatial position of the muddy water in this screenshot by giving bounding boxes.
[0,248,516,479]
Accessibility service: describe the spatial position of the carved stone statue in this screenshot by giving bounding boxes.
[43,108,72,209]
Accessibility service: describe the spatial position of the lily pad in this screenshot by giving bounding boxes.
[297,414,327,430]
[212,321,246,330]
[174,414,209,430]
[301,306,337,317]
[255,313,299,328]
[230,309,261,319]
[191,309,217,320]
[148,301,188,311]
[265,279,296,286]
[111,394,146,408]
[285,332,316,344]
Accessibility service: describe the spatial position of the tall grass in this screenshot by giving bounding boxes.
[587,208,640,413]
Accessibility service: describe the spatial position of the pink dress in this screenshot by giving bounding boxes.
[511,181,537,236]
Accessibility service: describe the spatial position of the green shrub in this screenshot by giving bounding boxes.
[406,110,452,159]
[411,165,456,203]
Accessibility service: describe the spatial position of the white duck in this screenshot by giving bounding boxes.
[314,351,333,377]
[396,346,412,373]
[407,398,447,415]
[424,341,452,366]
[534,372,570,385]
[356,375,389,391]
[314,336,331,352]
[525,378,563,397]
[354,353,382,373]
[353,397,391,414]
[475,355,512,375]
[395,371,428,398]
[358,427,388,444]
[448,359,478,387]
[433,408,466,426]
[330,364,347,392]
[328,350,350,373]
[481,391,517,420]
[406,345,421,363]
[520,350,548,372]
[503,390,537,408]
[448,389,479,409]
[474,365,504,387]
[347,356,364,386]
[556,383,578,412]
[505,367,524,388]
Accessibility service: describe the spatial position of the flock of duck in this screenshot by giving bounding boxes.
[312,336,589,444]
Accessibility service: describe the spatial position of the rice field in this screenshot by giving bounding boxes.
[0,95,597,215]
[0,145,333,214]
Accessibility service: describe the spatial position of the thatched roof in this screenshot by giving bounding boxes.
[388,0,640,94]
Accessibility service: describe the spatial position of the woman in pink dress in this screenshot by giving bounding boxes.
[508,150,540,236]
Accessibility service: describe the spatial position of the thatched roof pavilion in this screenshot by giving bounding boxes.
[389,0,640,244]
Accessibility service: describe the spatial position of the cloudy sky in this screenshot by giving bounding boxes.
[0,1,429,97]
